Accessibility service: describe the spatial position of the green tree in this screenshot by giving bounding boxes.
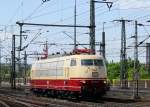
[107,58,150,80]
[107,62,120,80]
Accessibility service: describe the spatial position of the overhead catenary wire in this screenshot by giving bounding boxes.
[22,29,43,50]
[16,0,117,47]
[7,0,24,25]
[26,1,90,21]
[23,1,50,21]
[3,0,150,64]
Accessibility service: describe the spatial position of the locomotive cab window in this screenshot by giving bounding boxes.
[70,59,77,66]
[81,59,104,66]
[94,59,104,66]
[81,59,93,66]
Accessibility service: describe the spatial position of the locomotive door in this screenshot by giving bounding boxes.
[65,59,70,79]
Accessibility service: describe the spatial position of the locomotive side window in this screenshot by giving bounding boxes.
[70,59,76,66]
[57,60,64,76]
[65,59,70,67]
[35,63,40,69]
[48,61,57,76]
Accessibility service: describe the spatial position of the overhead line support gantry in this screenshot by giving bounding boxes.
[114,19,132,89]
[90,0,113,54]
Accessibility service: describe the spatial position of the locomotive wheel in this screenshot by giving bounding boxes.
[51,90,56,98]
[56,90,62,98]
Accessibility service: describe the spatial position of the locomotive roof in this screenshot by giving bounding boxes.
[33,54,103,63]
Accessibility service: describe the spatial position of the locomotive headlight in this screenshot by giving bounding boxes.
[103,80,107,84]
[80,80,86,84]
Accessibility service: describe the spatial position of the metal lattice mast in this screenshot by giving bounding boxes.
[120,20,128,88]
[102,22,106,59]
[114,19,131,88]
[133,20,140,99]
[11,35,16,89]
[90,0,95,54]
[24,51,27,85]
[74,0,77,50]
[90,0,113,54]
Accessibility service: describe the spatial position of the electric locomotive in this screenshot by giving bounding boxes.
[30,49,109,98]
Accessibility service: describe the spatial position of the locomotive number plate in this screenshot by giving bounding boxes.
[92,72,98,77]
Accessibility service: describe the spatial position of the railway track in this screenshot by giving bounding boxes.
[0,87,150,107]
[0,93,71,107]
[0,100,10,107]
[0,93,44,107]
[0,88,87,107]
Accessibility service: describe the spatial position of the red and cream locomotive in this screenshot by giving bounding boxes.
[30,49,109,98]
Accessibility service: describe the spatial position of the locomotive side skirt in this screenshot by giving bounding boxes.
[31,79,107,93]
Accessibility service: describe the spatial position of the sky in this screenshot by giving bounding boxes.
[0,0,150,64]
